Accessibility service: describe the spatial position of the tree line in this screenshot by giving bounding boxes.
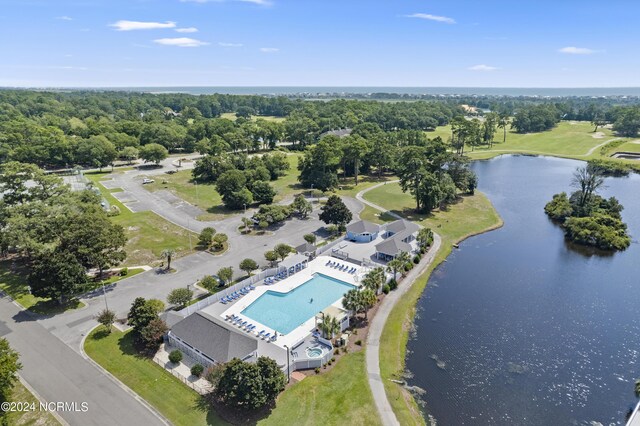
[0,162,127,304]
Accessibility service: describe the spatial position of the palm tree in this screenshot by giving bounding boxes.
[359,288,377,320]
[362,267,386,293]
[386,258,404,281]
[497,114,510,144]
[320,314,340,339]
[342,289,362,318]
[396,251,411,276]
[161,249,176,271]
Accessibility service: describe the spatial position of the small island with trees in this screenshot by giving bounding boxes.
[544,164,631,251]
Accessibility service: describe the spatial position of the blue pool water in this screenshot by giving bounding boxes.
[241,273,355,334]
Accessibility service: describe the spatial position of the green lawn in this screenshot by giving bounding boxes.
[85,328,379,426]
[258,351,381,426]
[5,380,60,426]
[363,185,503,425]
[142,154,303,221]
[84,328,226,426]
[220,113,286,123]
[427,121,624,160]
[611,140,640,153]
[86,172,197,266]
[0,259,85,315]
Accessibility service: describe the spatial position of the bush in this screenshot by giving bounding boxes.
[199,275,220,292]
[140,318,168,352]
[191,364,204,377]
[331,357,336,362]
[355,340,362,346]
[119,267,129,276]
[169,349,183,364]
[315,367,320,374]
[334,349,340,355]
[388,279,398,290]
[146,298,165,314]
[167,287,193,309]
[413,254,421,264]
[404,261,414,271]
[205,363,225,387]
[382,284,390,294]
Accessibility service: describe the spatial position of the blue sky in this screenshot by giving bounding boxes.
[0,0,638,87]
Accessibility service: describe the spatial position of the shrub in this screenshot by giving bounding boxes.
[205,363,225,387]
[169,349,183,364]
[191,364,204,377]
[199,275,220,292]
[413,254,421,264]
[331,357,336,362]
[382,284,390,294]
[334,349,339,355]
[404,261,414,271]
[388,279,398,290]
[119,267,129,276]
[146,299,165,314]
[315,367,320,374]
[167,287,193,309]
[140,318,168,352]
[355,340,362,346]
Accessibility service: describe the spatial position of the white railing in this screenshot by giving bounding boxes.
[179,267,279,315]
[152,354,211,395]
[316,235,346,256]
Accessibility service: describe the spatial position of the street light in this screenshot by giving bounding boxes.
[283,345,291,383]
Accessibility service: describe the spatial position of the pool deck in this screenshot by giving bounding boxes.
[199,255,364,351]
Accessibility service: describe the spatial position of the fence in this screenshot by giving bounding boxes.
[315,235,346,256]
[179,267,279,315]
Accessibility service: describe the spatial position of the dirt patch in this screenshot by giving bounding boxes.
[592,132,605,139]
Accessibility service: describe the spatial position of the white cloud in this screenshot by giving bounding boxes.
[154,37,209,47]
[56,16,73,21]
[260,47,279,53]
[175,27,198,33]
[110,20,176,31]
[468,64,499,71]
[558,46,595,55]
[404,13,455,24]
[219,42,243,47]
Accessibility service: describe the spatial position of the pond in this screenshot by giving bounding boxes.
[406,155,640,425]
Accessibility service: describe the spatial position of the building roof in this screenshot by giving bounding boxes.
[161,311,186,328]
[385,219,420,236]
[280,253,309,269]
[170,312,257,363]
[295,242,316,254]
[346,220,380,235]
[375,237,412,256]
[321,128,352,138]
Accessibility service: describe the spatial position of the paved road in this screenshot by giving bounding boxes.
[358,182,442,426]
[355,180,401,219]
[0,295,166,426]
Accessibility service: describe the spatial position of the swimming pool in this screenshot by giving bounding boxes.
[241,273,355,335]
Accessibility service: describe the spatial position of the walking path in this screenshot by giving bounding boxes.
[358,183,442,426]
[355,180,401,219]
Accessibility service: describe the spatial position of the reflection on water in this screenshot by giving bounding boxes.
[406,155,640,425]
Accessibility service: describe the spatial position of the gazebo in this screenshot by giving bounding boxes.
[278,253,309,277]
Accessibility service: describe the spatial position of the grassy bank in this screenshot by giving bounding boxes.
[362,186,503,424]
[86,172,197,266]
[84,328,226,426]
[258,351,381,426]
[5,380,61,426]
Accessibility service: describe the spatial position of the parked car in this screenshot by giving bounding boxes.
[142,178,155,184]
